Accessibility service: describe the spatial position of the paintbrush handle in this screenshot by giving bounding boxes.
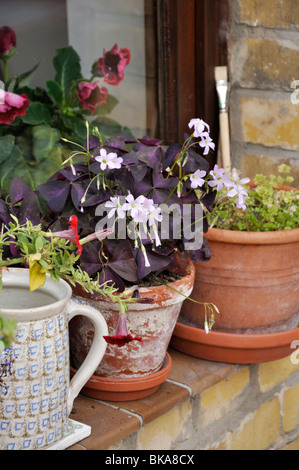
[219,112,231,170]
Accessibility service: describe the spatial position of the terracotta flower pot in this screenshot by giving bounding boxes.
[69,263,195,380]
[70,353,172,401]
[180,227,299,334]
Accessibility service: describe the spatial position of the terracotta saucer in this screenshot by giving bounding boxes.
[170,322,299,364]
[70,353,172,402]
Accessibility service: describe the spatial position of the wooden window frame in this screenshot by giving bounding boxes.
[145,0,229,165]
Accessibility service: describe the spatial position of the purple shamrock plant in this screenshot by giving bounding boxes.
[34,118,249,340]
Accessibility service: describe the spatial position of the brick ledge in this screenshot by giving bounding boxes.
[67,348,239,450]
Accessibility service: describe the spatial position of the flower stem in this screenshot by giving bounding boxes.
[3,59,8,82]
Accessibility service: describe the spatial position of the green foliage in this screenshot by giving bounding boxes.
[210,165,299,232]
[0,315,17,353]
[0,216,134,315]
[0,45,131,198]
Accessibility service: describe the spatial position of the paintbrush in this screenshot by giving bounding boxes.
[215,66,231,170]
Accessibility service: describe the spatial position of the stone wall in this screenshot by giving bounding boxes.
[228,0,299,185]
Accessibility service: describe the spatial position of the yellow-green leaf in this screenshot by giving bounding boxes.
[29,261,46,291]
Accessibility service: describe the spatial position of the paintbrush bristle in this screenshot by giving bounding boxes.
[215,66,228,82]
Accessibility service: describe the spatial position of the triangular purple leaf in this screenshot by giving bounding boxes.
[38,181,70,213]
[9,178,33,204]
[17,193,41,225]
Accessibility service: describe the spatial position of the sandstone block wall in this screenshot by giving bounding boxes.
[228,0,299,185]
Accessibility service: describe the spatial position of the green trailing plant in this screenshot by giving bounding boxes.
[209,165,299,232]
[0,315,17,353]
[0,215,139,319]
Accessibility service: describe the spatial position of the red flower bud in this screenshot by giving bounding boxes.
[0,26,16,57]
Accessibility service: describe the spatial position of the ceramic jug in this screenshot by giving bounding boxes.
[0,268,108,450]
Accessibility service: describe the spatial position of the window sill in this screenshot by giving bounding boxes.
[67,348,239,450]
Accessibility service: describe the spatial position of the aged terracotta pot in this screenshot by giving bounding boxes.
[69,262,195,379]
[70,353,172,401]
[180,227,299,334]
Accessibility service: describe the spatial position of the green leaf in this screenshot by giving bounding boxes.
[17,63,40,88]
[46,79,63,106]
[39,258,50,271]
[0,146,34,194]
[32,125,61,161]
[94,94,119,117]
[21,102,51,125]
[5,76,17,93]
[53,46,82,103]
[29,261,46,291]
[35,236,44,252]
[95,117,134,140]
[0,135,15,164]
[0,127,62,195]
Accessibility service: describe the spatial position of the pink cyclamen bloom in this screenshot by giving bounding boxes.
[188,118,210,138]
[0,26,16,56]
[103,314,142,347]
[96,44,131,86]
[77,81,108,114]
[190,169,207,189]
[0,91,29,124]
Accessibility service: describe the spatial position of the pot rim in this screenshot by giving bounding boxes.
[174,321,299,348]
[206,182,299,245]
[72,260,195,306]
[205,226,299,245]
[138,260,195,294]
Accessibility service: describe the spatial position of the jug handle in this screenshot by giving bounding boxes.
[67,299,108,414]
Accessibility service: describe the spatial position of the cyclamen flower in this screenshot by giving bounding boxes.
[188,118,210,138]
[95,148,123,171]
[103,314,142,347]
[208,165,234,192]
[190,169,207,189]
